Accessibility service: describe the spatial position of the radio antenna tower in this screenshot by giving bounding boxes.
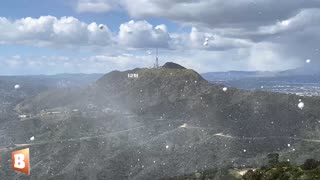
[155,47,159,69]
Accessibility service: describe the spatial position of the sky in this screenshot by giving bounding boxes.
[0,0,320,75]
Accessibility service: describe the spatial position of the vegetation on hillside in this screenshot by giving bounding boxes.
[170,154,320,180]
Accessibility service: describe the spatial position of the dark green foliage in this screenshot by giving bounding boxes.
[167,168,238,180]
[162,62,187,69]
[267,153,279,166]
[242,170,262,180]
[302,159,320,170]
[243,159,320,180]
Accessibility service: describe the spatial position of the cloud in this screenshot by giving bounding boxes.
[170,42,300,73]
[75,0,119,13]
[122,0,320,28]
[0,16,113,47]
[0,54,155,75]
[118,20,171,48]
[257,9,320,36]
[190,27,253,51]
[3,1,320,74]
[0,17,177,50]
[245,42,301,71]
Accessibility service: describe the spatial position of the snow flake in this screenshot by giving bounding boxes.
[14,84,20,90]
[222,87,228,92]
[298,102,305,110]
[30,136,35,141]
[166,145,169,149]
[203,37,210,46]
[243,149,247,153]
[179,123,187,128]
[287,144,291,147]
[306,59,311,63]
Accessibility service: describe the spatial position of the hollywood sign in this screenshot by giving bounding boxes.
[128,73,139,79]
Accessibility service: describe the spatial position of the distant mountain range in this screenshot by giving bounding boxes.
[201,71,276,81]
[202,64,320,82]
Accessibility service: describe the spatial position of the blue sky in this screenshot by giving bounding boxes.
[0,0,318,75]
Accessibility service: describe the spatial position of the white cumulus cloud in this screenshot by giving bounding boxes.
[118,20,170,48]
[0,16,113,47]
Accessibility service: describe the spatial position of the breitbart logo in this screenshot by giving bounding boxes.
[12,148,30,175]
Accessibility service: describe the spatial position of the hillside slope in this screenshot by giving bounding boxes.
[2,62,320,179]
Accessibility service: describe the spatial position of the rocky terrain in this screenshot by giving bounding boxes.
[1,62,320,179]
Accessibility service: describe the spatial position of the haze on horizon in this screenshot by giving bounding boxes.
[1,0,320,75]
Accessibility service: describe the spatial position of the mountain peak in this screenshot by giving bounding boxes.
[162,62,186,69]
[96,64,207,91]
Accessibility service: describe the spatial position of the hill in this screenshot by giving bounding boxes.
[2,62,320,179]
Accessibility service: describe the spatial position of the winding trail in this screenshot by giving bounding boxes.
[0,126,145,151]
[3,125,320,152]
[180,125,320,143]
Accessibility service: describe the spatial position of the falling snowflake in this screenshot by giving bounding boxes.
[166,145,169,149]
[287,144,291,147]
[30,136,35,141]
[243,149,247,153]
[298,102,305,110]
[203,37,210,46]
[261,86,264,89]
[306,59,311,63]
[14,84,20,90]
[147,50,152,55]
[222,87,228,92]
